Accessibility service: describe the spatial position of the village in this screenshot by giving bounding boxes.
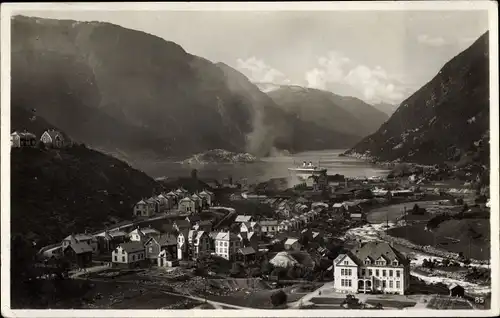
[19,125,489,311]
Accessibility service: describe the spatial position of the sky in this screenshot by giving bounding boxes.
[13,9,489,105]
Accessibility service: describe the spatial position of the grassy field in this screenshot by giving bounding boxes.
[426,295,474,309]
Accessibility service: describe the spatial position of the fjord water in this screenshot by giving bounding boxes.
[140,149,390,184]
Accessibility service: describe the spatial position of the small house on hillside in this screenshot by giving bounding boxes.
[237,246,256,262]
[133,199,155,218]
[112,242,146,268]
[235,215,253,223]
[199,190,214,207]
[284,238,301,251]
[94,230,128,253]
[40,129,66,148]
[193,220,213,232]
[145,234,177,264]
[11,131,37,148]
[62,233,98,254]
[179,197,196,213]
[260,220,279,235]
[63,243,93,268]
[449,284,465,298]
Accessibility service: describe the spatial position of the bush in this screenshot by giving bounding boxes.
[270,290,287,307]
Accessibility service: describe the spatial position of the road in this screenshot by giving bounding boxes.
[287,281,335,308]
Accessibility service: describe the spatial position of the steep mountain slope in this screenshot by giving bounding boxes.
[11,16,257,159]
[346,31,490,166]
[10,112,162,245]
[264,85,389,137]
[216,63,362,153]
[372,102,399,116]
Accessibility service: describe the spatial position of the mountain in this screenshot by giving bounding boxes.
[216,63,362,153]
[372,102,399,116]
[11,16,362,160]
[10,111,162,245]
[264,85,389,137]
[346,31,490,166]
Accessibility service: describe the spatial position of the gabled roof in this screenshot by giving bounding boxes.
[285,238,299,245]
[260,220,278,226]
[174,220,191,228]
[136,200,146,205]
[179,197,195,203]
[166,191,177,197]
[141,227,160,236]
[129,228,145,237]
[235,215,252,222]
[215,231,239,241]
[68,242,93,254]
[350,242,409,266]
[118,241,145,254]
[43,129,63,140]
[238,246,256,255]
[195,231,207,241]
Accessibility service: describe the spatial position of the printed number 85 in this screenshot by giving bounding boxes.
[475,297,485,304]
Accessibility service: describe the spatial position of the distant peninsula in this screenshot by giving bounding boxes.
[181,149,260,165]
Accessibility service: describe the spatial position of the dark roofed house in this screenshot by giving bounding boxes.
[449,284,465,298]
[112,242,146,268]
[63,242,93,268]
[186,214,201,224]
[333,242,410,295]
[40,129,66,148]
[173,219,191,232]
[238,246,256,262]
[193,220,213,232]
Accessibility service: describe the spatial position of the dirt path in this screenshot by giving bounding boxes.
[287,281,336,308]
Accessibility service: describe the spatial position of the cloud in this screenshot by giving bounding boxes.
[305,50,408,104]
[417,34,447,47]
[236,57,291,84]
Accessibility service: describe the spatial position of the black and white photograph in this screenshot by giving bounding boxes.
[1,2,498,317]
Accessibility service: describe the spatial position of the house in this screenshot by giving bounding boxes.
[63,243,93,268]
[173,220,191,233]
[146,197,161,214]
[333,242,410,295]
[240,222,261,234]
[112,242,146,268]
[191,194,203,211]
[11,131,37,148]
[94,230,128,253]
[145,234,177,264]
[238,232,259,250]
[40,129,65,148]
[158,249,179,267]
[214,231,241,260]
[260,220,279,235]
[306,176,316,189]
[133,199,155,217]
[237,246,257,262]
[62,233,98,254]
[193,220,213,232]
[199,190,214,207]
[165,191,179,206]
[349,212,366,222]
[188,230,211,260]
[175,188,188,199]
[449,283,465,298]
[128,227,159,243]
[177,231,189,260]
[235,215,253,223]
[278,220,291,232]
[284,238,301,251]
[179,197,196,213]
[157,194,174,211]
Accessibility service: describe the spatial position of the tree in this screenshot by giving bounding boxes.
[342,294,362,309]
[261,260,274,275]
[191,169,198,180]
[442,258,450,267]
[287,266,298,280]
[230,262,244,278]
[270,290,287,307]
[462,203,469,212]
[37,142,47,150]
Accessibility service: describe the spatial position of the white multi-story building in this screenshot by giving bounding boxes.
[214,231,240,260]
[333,242,410,295]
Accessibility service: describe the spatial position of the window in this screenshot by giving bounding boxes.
[348,269,352,276]
[389,270,393,277]
[396,281,400,289]
[343,261,348,265]
[341,269,345,275]
[389,281,393,288]
[376,269,379,276]
[122,256,125,262]
[396,270,401,278]
[341,279,345,287]
[393,260,399,266]
[348,280,352,287]
[364,259,371,265]
[114,256,117,262]
[382,270,386,277]
[369,269,373,276]
[382,281,386,288]
[133,255,136,261]
[361,269,366,276]
[376,260,384,265]
[121,249,124,254]
[149,247,153,252]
